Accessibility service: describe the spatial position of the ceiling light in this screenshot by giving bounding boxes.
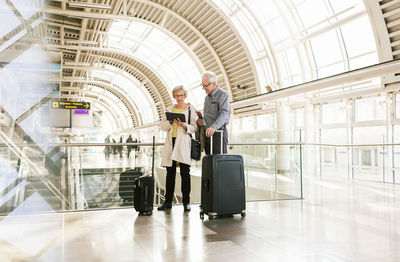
[64,40,98,45]
[68,2,111,10]
[64,62,91,67]
[61,77,88,81]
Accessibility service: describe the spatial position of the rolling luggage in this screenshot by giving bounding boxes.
[133,136,155,216]
[119,168,143,205]
[200,131,246,220]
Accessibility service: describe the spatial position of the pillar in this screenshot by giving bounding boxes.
[276,100,290,173]
[304,99,315,176]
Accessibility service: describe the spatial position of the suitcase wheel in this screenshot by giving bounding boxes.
[200,212,204,220]
[241,212,246,218]
[138,211,153,216]
[208,215,214,220]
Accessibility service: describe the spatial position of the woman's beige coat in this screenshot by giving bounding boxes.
[161,104,198,167]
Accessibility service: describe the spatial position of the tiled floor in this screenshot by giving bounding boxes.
[1,175,400,262]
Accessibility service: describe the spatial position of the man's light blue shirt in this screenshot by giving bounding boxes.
[204,86,230,130]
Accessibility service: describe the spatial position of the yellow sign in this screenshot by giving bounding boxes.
[52,101,90,110]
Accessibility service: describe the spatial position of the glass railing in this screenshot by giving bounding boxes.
[318,143,400,184]
[0,138,304,216]
[229,142,303,201]
[4,134,400,217]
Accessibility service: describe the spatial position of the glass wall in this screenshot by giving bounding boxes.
[320,128,348,178]
[352,126,385,182]
[212,0,378,90]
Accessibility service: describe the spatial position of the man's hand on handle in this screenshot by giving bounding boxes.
[196,118,216,137]
[205,127,216,137]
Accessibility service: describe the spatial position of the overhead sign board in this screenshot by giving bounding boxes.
[52,101,90,110]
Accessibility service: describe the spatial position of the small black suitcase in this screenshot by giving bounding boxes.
[119,168,142,205]
[133,136,155,216]
[200,131,246,220]
[134,175,154,216]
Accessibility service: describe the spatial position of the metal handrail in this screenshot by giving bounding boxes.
[0,142,159,147]
[230,142,400,147]
[2,142,400,147]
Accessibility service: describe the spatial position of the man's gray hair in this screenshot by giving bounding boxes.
[172,85,187,97]
[202,71,218,84]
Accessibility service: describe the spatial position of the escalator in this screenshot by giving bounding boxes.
[0,126,69,215]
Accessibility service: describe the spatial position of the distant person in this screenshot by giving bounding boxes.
[118,136,123,157]
[126,134,133,158]
[133,137,138,154]
[104,135,111,158]
[112,138,117,154]
[137,139,141,154]
[158,85,198,212]
[197,71,230,154]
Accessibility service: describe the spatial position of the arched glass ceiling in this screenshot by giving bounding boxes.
[108,21,205,110]
[212,0,379,93]
[80,96,119,134]
[91,100,117,134]
[85,83,131,129]
[91,64,158,125]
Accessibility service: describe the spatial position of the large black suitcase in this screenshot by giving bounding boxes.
[200,131,246,220]
[133,136,155,216]
[119,168,143,205]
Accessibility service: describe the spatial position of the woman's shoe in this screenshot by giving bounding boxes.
[157,203,172,211]
[183,203,191,212]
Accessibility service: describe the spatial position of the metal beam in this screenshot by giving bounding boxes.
[43,7,134,21]
[231,59,400,109]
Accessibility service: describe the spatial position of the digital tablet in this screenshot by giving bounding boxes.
[166,112,186,122]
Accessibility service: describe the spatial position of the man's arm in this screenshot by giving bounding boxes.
[205,92,230,137]
[211,92,230,130]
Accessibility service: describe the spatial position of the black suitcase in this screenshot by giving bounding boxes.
[134,175,154,215]
[200,131,246,220]
[133,136,155,216]
[119,169,143,205]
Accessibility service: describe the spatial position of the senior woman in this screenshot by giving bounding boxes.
[158,85,198,212]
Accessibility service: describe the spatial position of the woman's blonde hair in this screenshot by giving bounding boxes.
[172,85,187,97]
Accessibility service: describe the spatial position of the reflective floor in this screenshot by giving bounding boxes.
[1,175,400,262]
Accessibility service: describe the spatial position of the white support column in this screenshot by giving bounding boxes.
[314,104,321,176]
[304,99,315,176]
[385,93,394,183]
[277,100,290,173]
[346,99,354,179]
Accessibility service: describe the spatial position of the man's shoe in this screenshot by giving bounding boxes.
[157,203,172,211]
[183,203,191,212]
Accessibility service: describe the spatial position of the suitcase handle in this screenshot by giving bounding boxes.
[210,130,223,154]
[151,136,155,177]
[202,179,210,192]
[144,186,148,204]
